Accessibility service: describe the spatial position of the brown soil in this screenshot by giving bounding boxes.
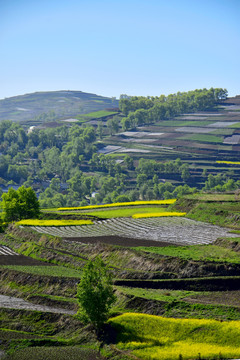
[0,255,55,266]
[63,235,178,247]
[183,290,240,307]
[223,96,240,105]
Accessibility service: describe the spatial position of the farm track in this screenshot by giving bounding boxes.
[30,217,237,246]
[0,294,75,315]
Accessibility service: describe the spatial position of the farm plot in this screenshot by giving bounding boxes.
[0,294,75,315]
[223,135,240,144]
[30,218,237,246]
[207,121,239,127]
[98,145,122,154]
[174,127,217,134]
[118,131,165,137]
[0,246,18,256]
[178,134,223,143]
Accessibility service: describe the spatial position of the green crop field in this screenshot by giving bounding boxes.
[179,134,223,143]
[117,286,199,302]
[135,244,240,263]
[211,128,235,135]
[1,265,82,278]
[228,122,240,128]
[155,120,215,127]
[77,110,118,119]
[78,206,169,218]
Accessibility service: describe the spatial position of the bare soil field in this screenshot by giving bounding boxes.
[0,255,55,266]
[63,235,178,247]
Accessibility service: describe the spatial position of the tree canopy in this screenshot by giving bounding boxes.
[1,186,40,222]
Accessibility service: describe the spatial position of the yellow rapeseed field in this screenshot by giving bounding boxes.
[216,160,240,165]
[57,199,176,211]
[17,219,93,226]
[109,313,240,360]
[132,212,186,219]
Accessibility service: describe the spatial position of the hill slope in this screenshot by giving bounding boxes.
[0,90,119,123]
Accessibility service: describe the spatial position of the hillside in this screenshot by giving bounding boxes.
[0,90,119,124]
[0,198,240,359]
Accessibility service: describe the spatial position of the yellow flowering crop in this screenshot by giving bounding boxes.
[109,313,240,360]
[17,219,93,227]
[132,212,186,219]
[57,199,176,211]
[216,160,240,165]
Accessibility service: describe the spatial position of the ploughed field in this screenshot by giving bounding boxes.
[29,217,236,246]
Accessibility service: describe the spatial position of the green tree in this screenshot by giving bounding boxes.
[181,165,190,182]
[1,186,40,222]
[77,257,116,332]
[124,155,134,170]
[97,121,104,139]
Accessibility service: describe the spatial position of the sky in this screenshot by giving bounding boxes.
[0,0,239,100]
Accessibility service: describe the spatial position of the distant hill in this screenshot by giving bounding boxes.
[0,90,119,125]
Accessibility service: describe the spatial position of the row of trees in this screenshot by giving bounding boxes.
[120,88,228,130]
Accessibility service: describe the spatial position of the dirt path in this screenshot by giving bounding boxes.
[0,294,76,315]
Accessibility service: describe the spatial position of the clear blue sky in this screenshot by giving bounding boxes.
[0,0,239,100]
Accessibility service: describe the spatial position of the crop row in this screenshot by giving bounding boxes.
[17,219,93,226]
[132,212,186,218]
[0,246,19,256]
[57,199,176,211]
[29,217,236,246]
[216,160,240,165]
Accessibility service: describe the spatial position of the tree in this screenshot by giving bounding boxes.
[181,165,190,182]
[1,186,40,222]
[107,117,119,135]
[77,257,116,332]
[124,155,134,170]
[97,121,104,139]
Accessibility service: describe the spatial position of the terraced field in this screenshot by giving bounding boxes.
[29,217,237,246]
[0,246,19,256]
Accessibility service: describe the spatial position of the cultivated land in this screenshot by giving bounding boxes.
[1,92,240,359]
[97,96,240,188]
[0,197,240,359]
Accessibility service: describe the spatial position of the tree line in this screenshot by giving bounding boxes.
[119,88,228,130]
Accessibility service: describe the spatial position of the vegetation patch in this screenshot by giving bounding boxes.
[117,287,199,302]
[181,193,236,202]
[132,212,186,219]
[78,109,118,118]
[179,134,223,143]
[2,346,104,360]
[82,207,169,219]
[16,219,93,226]
[1,265,82,278]
[109,313,240,360]
[216,160,240,165]
[57,199,176,211]
[134,244,240,263]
